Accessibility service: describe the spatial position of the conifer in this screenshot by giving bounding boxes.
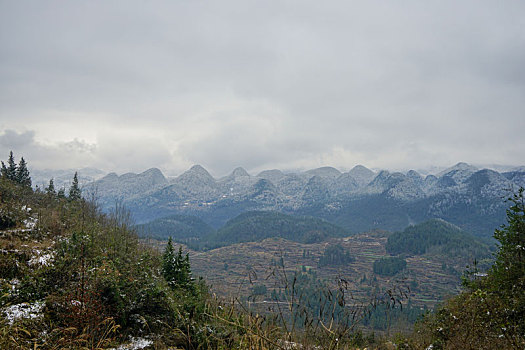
[6,151,17,181]
[69,172,82,200]
[46,178,56,195]
[162,237,194,290]
[16,157,31,187]
[0,161,7,178]
[57,188,66,198]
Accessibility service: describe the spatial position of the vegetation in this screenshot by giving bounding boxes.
[385,218,491,259]
[1,151,31,188]
[401,189,525,349]
[198,210,348,250]
[3,152,521,349]
[373,257,407,276]
[162,237,195,291]
[0,153,396,349]
[318,244,355,267]
[135,214,215,242]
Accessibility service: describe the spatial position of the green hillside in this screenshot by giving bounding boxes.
[385,218,491,259]
[135,214,216,242]
[199,210,348,250]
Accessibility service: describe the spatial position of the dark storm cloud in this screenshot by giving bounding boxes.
[0,0,524,175]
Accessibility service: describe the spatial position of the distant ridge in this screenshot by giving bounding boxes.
[84,162,524,237]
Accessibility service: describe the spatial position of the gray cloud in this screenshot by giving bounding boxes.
[0,0,524,176]
[0,130,35,148]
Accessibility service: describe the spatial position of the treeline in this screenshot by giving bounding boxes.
[0,150,82,200]
[1,151,31,187]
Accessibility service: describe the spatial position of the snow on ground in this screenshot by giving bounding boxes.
[114,337,153,350]
[2,301,44,325]
[28,251,54,266]
[23,217,38,229]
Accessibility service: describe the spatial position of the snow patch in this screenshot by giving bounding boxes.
[114,337,153,349]
[2,301,44,325]
[28,252,54,266]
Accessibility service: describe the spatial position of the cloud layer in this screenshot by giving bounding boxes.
[1,1,524,176]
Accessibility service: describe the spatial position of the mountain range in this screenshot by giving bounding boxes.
[83,162,525,238]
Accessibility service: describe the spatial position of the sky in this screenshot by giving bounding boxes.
[1,1,524,177]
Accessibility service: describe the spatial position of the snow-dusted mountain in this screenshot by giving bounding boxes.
[85,162,525,237]
[31,167,106,190]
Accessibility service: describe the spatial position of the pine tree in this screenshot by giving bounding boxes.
[16,157,31,187]
[487,188,525,338]
[57,188,66,199]
[0,161,7,178]
[69,172,81,200]
[6,151,17,181]
[46,178,56,195]
[162,237,193,290]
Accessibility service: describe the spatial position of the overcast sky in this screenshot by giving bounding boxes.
[1,1,524,177]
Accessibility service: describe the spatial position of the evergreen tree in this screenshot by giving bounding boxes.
[46,178,56,195]
[69,172,81,200]
[6,151,17,181]
[162,237,193,290]
[57,187,66,199]
[16,157,31,187]
[0,161,7,178]
[486,188,525,337]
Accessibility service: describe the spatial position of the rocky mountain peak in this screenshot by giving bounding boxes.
[140,168,167,184]
[407,170,422,181]
[438,162,478,177]
[174,165,217,190]
[231,167,250,178]
[256,169,286,183]
[348,165,375,187]
[304,166,342,179]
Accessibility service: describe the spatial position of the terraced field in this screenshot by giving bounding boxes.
[182,230,467,310]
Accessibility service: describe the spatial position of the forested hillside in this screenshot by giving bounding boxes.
[135,214,216,242]
[400,189,525,349]
[197,210,349,250]
[386,218,492,259]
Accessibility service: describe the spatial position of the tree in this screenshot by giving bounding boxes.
[0,161,7,178]
[486,188,525,340]
[6,151,17,181]
[162,237,194,290]
[69,172,81,200]
[16,157,31,187]
[492,188,525,284]
[46,178,56,195]
[410,189,525,349]
[57,187,66,199]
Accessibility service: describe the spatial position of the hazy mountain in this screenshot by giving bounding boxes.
[437,162,479,183]
[84,168,166,209]
[347,165,376,187]
[256,169,286,183]
[84,162,524,237]
[303,166,342,180]
[31,167,106,190]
